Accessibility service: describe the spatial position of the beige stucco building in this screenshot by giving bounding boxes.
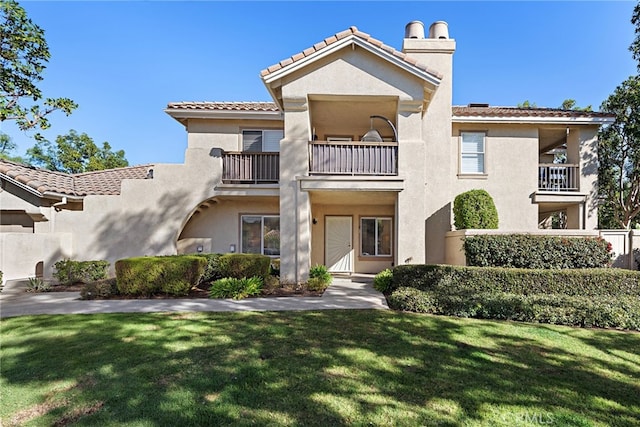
[0,21,620,283]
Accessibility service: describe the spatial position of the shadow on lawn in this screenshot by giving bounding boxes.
[2,311,639,426]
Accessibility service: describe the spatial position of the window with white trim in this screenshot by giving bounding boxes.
[242,130,283,152]
[361,217,392,257]
[241,215,280,256]
[460,132,486,174]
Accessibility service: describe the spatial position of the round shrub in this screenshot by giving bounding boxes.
[453,189,499,230]
[373,269,393,293]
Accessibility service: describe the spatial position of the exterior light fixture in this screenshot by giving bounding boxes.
[229,244,236,253]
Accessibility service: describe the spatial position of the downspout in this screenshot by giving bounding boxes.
[52,196,68,212]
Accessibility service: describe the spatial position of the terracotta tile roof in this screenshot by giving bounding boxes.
[0,159,153,198]
[166,102,280,112]
[165,102,614,121]
[260,26,443,80]
[453,106,615,119]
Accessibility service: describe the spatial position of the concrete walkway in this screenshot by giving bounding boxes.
[0,275,388,318]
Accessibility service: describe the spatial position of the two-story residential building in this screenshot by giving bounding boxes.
[0,21,616,283]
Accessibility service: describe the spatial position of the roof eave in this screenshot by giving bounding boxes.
[452,115,616,125]
[164,108,283,121]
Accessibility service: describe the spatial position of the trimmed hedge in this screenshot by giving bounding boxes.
[386,264,640,330]
[81,278,118,300]
[373,268,393,293]
[115,255,207,296]
[390,264,640,298]
[464,234,612,269]
[198,253,224,284]
[388,287,640,331]
[53,259,110,285]
[216,254,271,280]
[453,189,499,230]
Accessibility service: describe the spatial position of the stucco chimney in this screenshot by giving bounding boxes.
[405,21,425,39]
[428,21,449,39]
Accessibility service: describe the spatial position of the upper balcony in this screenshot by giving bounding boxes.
[538,164,579,192]
[222,152,279,184]
[309,140,398,176]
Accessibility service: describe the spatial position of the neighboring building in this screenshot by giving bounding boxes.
[0,21,616,283]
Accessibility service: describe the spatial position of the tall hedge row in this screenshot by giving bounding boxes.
[386,264,640,330]
[463,234,611,269]
[390,264,640,297]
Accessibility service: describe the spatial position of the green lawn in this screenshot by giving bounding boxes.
[1,310,639,426]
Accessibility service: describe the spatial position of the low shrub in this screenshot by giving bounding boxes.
[116,255,207,296]
[53,259,110,285]
[26,277,50,292]
[308,264,332,291]
[217,254,271,280]
[464,234,612,269]
[198,253,224,284]
[80,278,118,300]
[390,264,640,298]
[373,268,393,293]
[209,276,263,299]
[388,288,640,331]
[453,189,499,230]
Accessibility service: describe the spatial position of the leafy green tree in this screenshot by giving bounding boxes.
[560,99,592,112]
[598,76,640,229]
[27,130,128,173]
[631,1,640,68]
[0,0,77,135]
[517,100,537,108]
[0,132,25,162]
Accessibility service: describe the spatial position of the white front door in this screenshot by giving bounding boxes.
[325,216,353,273]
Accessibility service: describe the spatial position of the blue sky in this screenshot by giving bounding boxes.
[2,1,637,166]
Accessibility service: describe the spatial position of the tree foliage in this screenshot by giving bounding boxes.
[26,130,128,174]
[0,132,24,162]
[0,0,77,134]
[560,99,592,112]
[598,76,640,229]
[632,2,640,69]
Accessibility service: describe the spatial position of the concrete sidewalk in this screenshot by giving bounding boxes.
[0,275,388,318]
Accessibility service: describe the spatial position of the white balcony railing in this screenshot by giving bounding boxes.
[538,164,579,191]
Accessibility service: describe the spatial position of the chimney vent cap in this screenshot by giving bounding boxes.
[405,21,425,39]
[428,21,449,39]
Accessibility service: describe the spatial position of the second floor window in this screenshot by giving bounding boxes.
[460,132,485,174]
[242,130,283,152]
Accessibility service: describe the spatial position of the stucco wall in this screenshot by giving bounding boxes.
[310,202,395,274]
[451,124,540,231]
[0,232,72,280]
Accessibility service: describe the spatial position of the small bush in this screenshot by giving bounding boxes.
[217,254,271,280]
[453,189,499,230]
[53,259,109,285]
[80,278,118,300]
[116,255,207,296]
[373,268,393,293]
[198,253,224,284]
[308,264,332,290]
[26,277,50,292]
[209,276,263,299]
[464,234,612,269]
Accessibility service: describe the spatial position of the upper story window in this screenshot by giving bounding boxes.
[242,130,283,152]
[460,132,486,174]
